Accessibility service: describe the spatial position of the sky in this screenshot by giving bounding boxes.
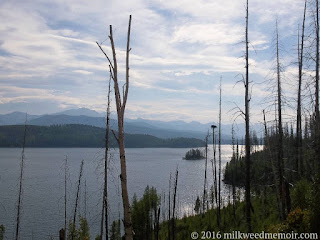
[0,0,311,124]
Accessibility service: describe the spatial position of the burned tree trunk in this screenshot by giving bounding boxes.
[316,0,320,174]
[276,20,287,220]
[218,77,222,227]
[297,0,307,177]
[244,0,252,232]
[97,15,133,240]
[202,134,209,216]
[100,67,112,240]
[172,168,178,240]
[71,160,84,240]
[15,116,27,240]
[64,156,68,240]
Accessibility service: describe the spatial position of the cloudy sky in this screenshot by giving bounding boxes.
[0,0,310,123]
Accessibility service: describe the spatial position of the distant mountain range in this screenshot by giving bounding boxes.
[0,108,264,143]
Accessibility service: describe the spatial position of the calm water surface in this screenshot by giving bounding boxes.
[0,146,242,239]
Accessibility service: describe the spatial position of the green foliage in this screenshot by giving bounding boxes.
[67,216,90,240]
[131,186,160,240]
[183,148,205,160]
[291,179,312,210]
[0,124,205,148]
[110,220,121,240]
[310,177,320,234]
[0,225,5,240]
[194,196,201,214]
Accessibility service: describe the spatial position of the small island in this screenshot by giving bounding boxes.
[183,148,205,160]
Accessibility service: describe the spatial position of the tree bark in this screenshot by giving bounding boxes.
[202,134,208,216]
[316,0,320,174]
[297,0,307,177]
[244,0,252,232]
[97,15,133,240]
[218,77,222,227]
[15,116,27,240]
[71,160,84,240]
[276,20,286,221]
[172,169,178,240]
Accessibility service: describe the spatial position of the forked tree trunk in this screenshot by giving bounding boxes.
[97,15,133,240]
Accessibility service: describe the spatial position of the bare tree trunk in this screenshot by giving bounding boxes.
[97,15,133,240]
[101,68,112,240]
[211,125,218,210]
[231,126,236,217]
[84,180,87,219]
[172,168,178,240]
[64,156,68,240]
[15,116,27,240]
[316,0,320,174]
[168,173,171,240]
[218,77,222,227]
[276,20,287,221]
[71,160,84,240]
[202,134,209,216]
[244,0,252,232]
[297,0,307,177]
[263,110,281,215]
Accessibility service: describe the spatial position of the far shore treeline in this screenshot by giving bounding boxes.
[0,124,207,148]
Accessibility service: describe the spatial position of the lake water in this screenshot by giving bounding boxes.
[0,145,243,239]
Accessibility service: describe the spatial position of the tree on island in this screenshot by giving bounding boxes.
[183,148,205,160]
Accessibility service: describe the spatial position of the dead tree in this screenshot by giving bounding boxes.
[263,110,281,215]
[168,173,171,240]
[202,133,209,216]
[64,156,68,240]
[297,0,307,177]
[100,66,112,240]
[172,168,178,240]
[316,0,320,173]
[15,116,27,240]
[71,160,84,240]
[275,20,287,221]
[218,77,222,227]
[244,0,252,232]
[211,125,217,208]
[97,15,133,240]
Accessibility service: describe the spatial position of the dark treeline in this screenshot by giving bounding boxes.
[0,124,205,148]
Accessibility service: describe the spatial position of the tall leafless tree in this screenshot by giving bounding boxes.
[202,133,209,216]
[64,156,68,240]
[275,20,287,221]
[168,173,171,240]
[97,15,133,240]
[315,0,320,173]
[297,0,307,177]
[244,0,252,232]
[172,168,178,240]
[15,115,27,240]
[100,66,112,240]
[217,77,222,227]
[71,160,84,240]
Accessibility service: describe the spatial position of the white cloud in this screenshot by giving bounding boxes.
[0,0,309,123]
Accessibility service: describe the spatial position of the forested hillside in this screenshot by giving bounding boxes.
[0,124,205,148]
